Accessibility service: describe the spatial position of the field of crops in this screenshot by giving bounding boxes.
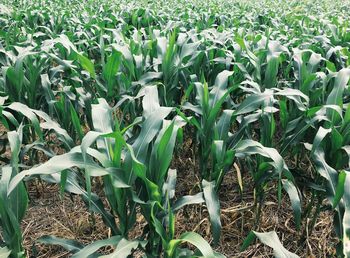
[1,0,350,257]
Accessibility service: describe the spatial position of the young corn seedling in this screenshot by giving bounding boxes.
[122,86,219,255]
[181,70,234,181]
[0,126,28,258]
[310,126,350,257]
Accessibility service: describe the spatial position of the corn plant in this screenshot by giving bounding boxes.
[0,126,28,258]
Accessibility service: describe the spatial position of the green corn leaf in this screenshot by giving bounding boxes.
[332,171,346,209]
[5,102,74,147]
[91,98,114,154]
[173,192,205,211]
[326,68,350,123]
[311,126,331,154]
[236,140,286,175]
[202,179,221,246]
[180,41,201,61]
[7,148,129,195]
[0,166,25,256]
[331,128,343,152]
[326,68,350,106]
[240,231,256,251]
[209,70,233,108]
[282,180,301,230]
[312,149,338,206]
[151,117,185,184]
[233,92,272,116]
[253,231,299,258]
[6,102,42,139]
[70,104,84,142]
[100,239,141,258]
[7,130,28,223]
[132,106,172,162]
[71,236,123,258]
[168,232,219,258]
[76,53,96,78]
[264,56,279,88]
[216,110,234,141]
[163,169,177,200]
[38,235,84,253]
[103,49,122,96]
[206,87,236,134]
